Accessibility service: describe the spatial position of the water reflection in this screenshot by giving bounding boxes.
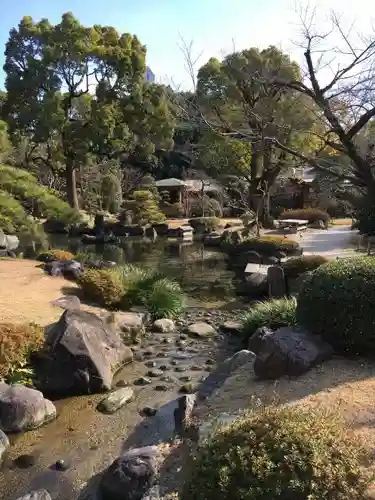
[27,236,235,300]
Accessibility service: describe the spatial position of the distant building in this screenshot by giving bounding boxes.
[145,66,155,83]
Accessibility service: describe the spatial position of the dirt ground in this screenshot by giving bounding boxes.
[0,259,95,326]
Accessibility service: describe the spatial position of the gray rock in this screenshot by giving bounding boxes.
[44,260,82,280]
[51,295,81,311]
[239,272,268,297]
[0,428,9,465]
[253,327,334,380]
[0,229,6,248]
[36,310,133,396]
[154,385,170,391]
[187,322,216,338]
[0,384,56,432]
[174,394,197,437]
[134,377,152,386]
[100,446,160,500]
[115,312,146,336]
[97,387,134,414]
[153,319,175,333]
[147,370,164,378]
[248,326,274,354]
[267,265,286,298]
[5,234,20,251]
[141,485,160,499]
[220,321,242,334]
[142,407,157,417]
[15,490,52,500]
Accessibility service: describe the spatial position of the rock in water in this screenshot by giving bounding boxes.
[186,322,216,338]
[35,310,133,396]
[100,446,160,500]
[0,384,56,432]
[253,327,334,380]
[153,319,175,333]
[220,321,242,335]
[0,428,9,465]
[174,394,196,437]
[15,491,52,500]
[97,388,134,414]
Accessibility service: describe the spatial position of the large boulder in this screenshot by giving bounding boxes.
[0,229,19,251]
[100,446,160,500]
[15,491,52,500]
[0,384,56,433]
[252,327,334,380]
[0,428,9,465]
[235,273,268,297]
[35,310,133,396]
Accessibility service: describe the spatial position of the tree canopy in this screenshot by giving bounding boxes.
[3,12,174,208]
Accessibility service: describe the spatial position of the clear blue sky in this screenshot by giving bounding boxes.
[0,0,369,90]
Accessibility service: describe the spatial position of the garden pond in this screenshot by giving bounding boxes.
[29,235,238,304]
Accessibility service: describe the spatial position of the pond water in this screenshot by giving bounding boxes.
[35,235,236,302]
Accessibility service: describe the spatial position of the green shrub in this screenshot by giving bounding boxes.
[78,268,123,308]
[141,278,184,319]
[279,208,330,223]
[282,255,329,279]
[122,190,166,225]
[0,322,44,382]
[188,217,220,233]
[161,202,185,218]
[182,405,372,500]
[242,297,297,339]
[0,190,29,233]
[189,196,223,217]
[37,249,74,262]
[297,257,375,355]
[117,266,184,319]
[230,235,300,256]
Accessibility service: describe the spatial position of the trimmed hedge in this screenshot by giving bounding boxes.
[297,257,375,355]
[279,208,330,223]
[182,405,372,500]
[242,298,297,340]
[78,268,124,308]
[229,235,300,257]
[282,255,329,279]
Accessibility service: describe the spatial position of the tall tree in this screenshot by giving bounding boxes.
[3,13,174,209]
[186,46,319,219]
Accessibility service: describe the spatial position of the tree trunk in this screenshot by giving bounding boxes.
[66,158,79,210]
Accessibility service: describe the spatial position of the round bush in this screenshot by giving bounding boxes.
[78,269,123,308]
[37,249,74,262]
[296,257,375,354]
[282,255,328,279]
[182,406,372,500]
[279,208,330,223]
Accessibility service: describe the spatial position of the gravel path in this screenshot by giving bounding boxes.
[299,225,358,258]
